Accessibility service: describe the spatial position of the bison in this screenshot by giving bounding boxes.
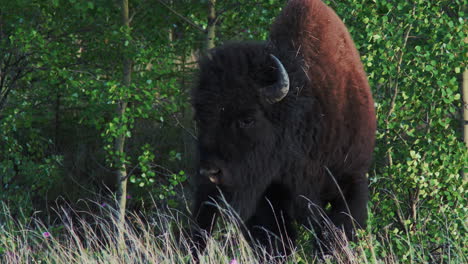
[190,0,376,256]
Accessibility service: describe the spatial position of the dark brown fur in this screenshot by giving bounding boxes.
[190,0,376,256]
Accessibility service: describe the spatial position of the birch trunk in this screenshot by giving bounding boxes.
[205,0,216,50]
[117,0,131,235]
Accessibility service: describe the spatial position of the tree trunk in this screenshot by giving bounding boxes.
[54,89,60,150]
[205,0,216,51]
[117,0,131,235]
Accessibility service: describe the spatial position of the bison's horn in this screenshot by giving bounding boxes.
[262,54,290,104]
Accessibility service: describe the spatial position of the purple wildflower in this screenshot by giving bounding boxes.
[229,259,238,264]
[6,251,18,259]
[42,231,51,238]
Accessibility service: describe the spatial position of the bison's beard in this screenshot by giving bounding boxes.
[220,141,286,221]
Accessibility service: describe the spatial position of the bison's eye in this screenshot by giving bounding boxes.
[238,117,256,128]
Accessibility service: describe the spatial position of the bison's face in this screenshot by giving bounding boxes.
[192,44,289,188]
[194,96,275,187]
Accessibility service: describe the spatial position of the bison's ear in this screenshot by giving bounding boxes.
[260,54,290,104]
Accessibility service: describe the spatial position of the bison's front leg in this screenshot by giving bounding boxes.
[243,183,297,258]
[191,181,268,254]
[190,182,220,254]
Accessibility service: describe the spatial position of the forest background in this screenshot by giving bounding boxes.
[0,0,466,263]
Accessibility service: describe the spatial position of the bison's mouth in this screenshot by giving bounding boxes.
[200,167,222,185]
[208,174,219,184]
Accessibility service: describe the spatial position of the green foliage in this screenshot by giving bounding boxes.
[0,115,62,215]
[0,0,194,213]
[215,0,284,41]
[0,0,77,215]
[131,144,157,187]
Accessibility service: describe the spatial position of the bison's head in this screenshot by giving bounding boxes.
[192,43,290,189]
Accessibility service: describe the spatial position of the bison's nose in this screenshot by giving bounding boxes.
[199,167,221,184]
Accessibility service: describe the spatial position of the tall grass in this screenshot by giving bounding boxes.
[0,200,465,264]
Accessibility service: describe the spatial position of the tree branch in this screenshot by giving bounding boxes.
[156,0,206,33]
[385,6,415,123]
